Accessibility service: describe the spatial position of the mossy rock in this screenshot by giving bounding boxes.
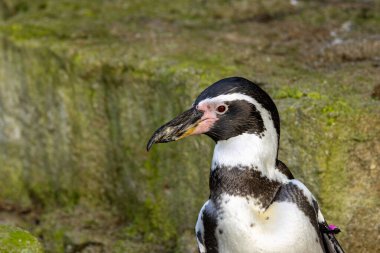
[0,225,44,253]
[0,1,379,252]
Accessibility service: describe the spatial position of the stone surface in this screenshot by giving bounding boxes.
[0,1,379,252]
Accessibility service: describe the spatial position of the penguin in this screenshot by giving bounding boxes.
[147,77,344,253]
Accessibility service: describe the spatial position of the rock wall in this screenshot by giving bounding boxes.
[0,1,379,252]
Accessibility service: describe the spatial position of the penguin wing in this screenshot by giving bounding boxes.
[274,180,345,253]
[195,201,208,253]
[319,222,345,253]
[316,206,345,253]
[275,159,294,179]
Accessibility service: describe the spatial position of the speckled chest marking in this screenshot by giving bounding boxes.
[197,165,324,253]
[208,196,323,253]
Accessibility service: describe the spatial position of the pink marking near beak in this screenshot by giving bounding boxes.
[191,103,218,135]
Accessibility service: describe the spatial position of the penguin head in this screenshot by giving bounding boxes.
[147,77,280,151]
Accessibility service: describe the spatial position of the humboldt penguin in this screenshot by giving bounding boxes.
[147,77,344,253]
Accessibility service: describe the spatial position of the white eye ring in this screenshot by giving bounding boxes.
[216,104,228,114]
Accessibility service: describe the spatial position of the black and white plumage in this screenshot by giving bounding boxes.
[147,77,344,253]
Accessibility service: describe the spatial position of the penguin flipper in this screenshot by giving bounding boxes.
[315,200,345,253]
[275,159,294,179]
[318,219,345,253]
[195,201,208,253]
[273,180,345,253]
[320,226,345,253]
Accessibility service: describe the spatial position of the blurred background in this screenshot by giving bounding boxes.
[0,0,379,252]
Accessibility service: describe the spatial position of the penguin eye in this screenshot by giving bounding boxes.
[216,105,227,114]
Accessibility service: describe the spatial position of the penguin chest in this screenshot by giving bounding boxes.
[212,195,323,253]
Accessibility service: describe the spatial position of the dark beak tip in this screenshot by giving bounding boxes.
[146,137,155,152]
[146,107,200,152]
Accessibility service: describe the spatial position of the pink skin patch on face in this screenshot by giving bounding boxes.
[191,102,218,135]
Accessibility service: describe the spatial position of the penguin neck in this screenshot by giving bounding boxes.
[211,133,285,182]
[210,133,286,210]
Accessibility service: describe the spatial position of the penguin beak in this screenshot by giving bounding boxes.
[146,107,204,151]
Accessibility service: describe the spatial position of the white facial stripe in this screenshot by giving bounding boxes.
[198,93,257,107]
[198,92,277,136]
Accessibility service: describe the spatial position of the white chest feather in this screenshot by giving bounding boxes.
[212,133,288,182]
[214,195,323,253]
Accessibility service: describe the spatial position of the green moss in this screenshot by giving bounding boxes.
[321,99,352,125]
[0,225,44,253]
[0,23,58,41]
[317,131,349,223]
[273,86,304,99]
[307,92,322,100]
